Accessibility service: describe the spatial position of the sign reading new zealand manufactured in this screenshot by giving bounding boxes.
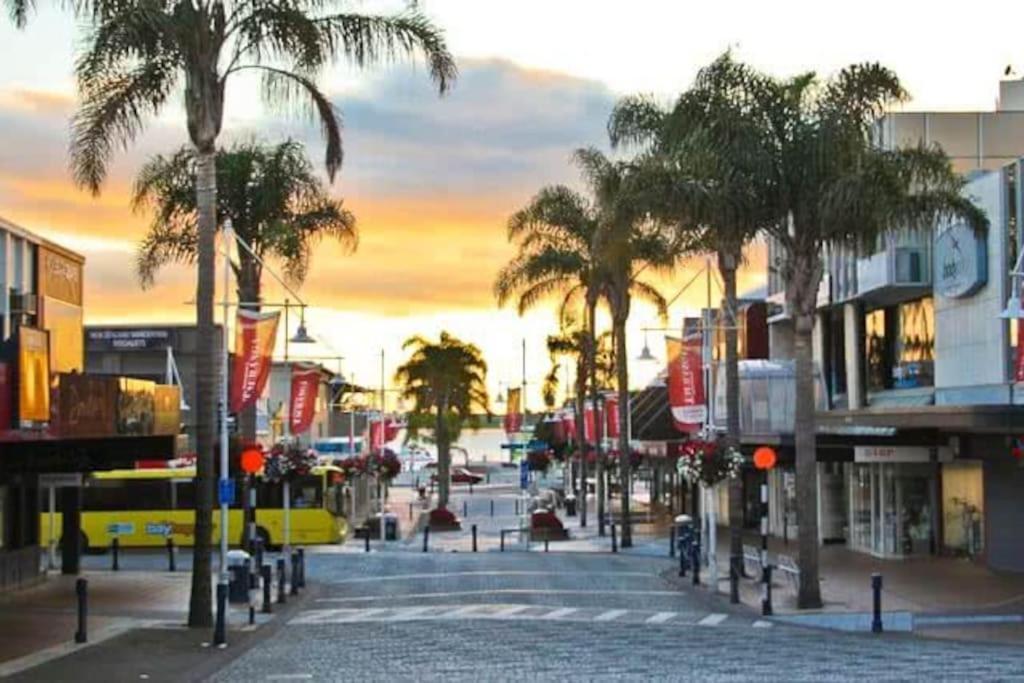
[935,222,987,299]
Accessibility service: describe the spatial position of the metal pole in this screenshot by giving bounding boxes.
[472,524,478,552]
[871,573,884,633]
[761,474,772,616]
[218,222,233,629]
[282,299,291,566]
[380,349,386,547]
[74,578,87,643]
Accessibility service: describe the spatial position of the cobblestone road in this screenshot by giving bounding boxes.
[210,550,1024,681]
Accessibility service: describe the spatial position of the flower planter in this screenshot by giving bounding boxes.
[529,509,569,541]
[428,506,462,531]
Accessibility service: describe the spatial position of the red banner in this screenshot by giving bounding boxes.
[605,393,620,439]
[583,401,595,443]
[368,419,384,452]
[503,387,523,434]
[666,336,705,433]
[230,309,280,412]
[561,411,576,443]
[1016,319,1024,383]
[384,418,401,443]
[289,363,319,434]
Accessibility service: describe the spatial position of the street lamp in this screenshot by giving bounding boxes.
[637,330,656,362]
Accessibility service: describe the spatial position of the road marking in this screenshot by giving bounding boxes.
[697,613,729,626]
[317,589,681,603]
[594,609,628,622]
[752,620,774,628]
[493,605,532,618]
[646,612,677,624]
[441,605,486,618]
[542,607,579,620]
[266,676,313,681]
[384,606,435,621]
[326,571,654,584]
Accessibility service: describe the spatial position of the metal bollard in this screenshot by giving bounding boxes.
[111,538,120,571]
[422,526,430,553]
[365,530,371,553]
[463,500,468,518]
[761,564,774,616]
[611,523,618,553]
[297,548,306,588]
[74,578,88,644]
[290,552,299,595]
[469,482,474,495]
[167,537,176,572]
[261,564,273,614]
[490,500,494,517]
[500,531,505,552]
[669,527,676,558]
[729,560,740,605]
[254,538,264,572]
[691,538,701,586]
[544,537,549,553]
[871,573,883,633]
[213,582,227,647]
[409,502,414,521]
[514,499,520,516]
[679,540,687,577]
[472,525,478,553]
[277,558,287,605]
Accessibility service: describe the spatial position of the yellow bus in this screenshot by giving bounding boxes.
[40,466,350,552]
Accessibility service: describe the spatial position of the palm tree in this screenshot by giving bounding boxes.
[45,0,454,628]
[132,139,357,444]
[608,52,773,581]
[574,147,678,548]
[719,61,986,608]
[395,332,489,511]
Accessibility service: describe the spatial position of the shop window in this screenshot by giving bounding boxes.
[942,461,984,557]
[83,479,172,511]
[864,297,935,391]
[824,311,847,400]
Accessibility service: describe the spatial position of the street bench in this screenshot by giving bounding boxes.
[776,553,801,592]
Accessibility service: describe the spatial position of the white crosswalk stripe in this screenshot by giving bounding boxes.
[646,612,677,624]
[594,609,629,622]
[542,607,579,620]
[697,613,729,627]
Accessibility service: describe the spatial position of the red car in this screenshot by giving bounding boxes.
[430,467,484,485]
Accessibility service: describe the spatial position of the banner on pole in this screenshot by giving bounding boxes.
[605,392,620,439]
[666,335,706,433]
[504,387,523,434]
[230,309,280,412]
[583,401,595,444]
[289,363,320,434]
[1016,319,1024,383]
[561,411,576,443]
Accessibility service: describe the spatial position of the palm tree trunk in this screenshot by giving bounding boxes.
[794,308,822,608]
[587,296,605,535]
[720,253,744,580]
[613,315,632,548]
[575,362,588,527]
[436,397,451,509]
[188,147,217,629]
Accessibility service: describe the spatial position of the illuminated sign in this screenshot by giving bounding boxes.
[18,326,50,423]
[935,222,987,299]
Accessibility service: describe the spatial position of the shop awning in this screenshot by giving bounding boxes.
[816,404,1024,434]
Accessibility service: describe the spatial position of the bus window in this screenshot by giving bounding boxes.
[290,475,322,509]
[173,480,195,510]
[325,483,345,516]
[84,479,172,511]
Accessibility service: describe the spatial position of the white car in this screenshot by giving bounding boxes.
[402,445,437,471]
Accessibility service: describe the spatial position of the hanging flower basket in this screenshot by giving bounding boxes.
[676,439,743,486]
[333,455,367,480]
[263,443,317,483]
[527,449,552,473]
[370,450,402,482]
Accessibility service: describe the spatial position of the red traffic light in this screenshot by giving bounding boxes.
[753,446,777,471]
[240,448,265,474]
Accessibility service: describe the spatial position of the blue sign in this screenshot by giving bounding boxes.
[218,478,235,505]
[935,222,987,299]
[519,459,529,490]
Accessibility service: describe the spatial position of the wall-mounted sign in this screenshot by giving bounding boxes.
[935,222,987,299]
[38,247,83,306]
[56,373,117,437]
[86,328,176,351]
[854,445,952,463]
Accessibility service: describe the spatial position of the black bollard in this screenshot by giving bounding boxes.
[111,537,120,571]
[213,582,227,647]
[871,573,883,633]
[500,532,505,553]
[515,499,520,516]
[490,500,494,517]
[261,564,273,614]
[669,527,676,558]
[290,552,299,596]
[761,565,774,616]
[297,548,306,588]
[277,558,287,605]
[365,530,370,553]
[167,537,176,572]
[691,537,701,586]
[472,525,478,553]
[74,578,88,644]
[469,482,474,495]
[545,537,549,553]
[409,502,414,521]
[729,559,740,605]
[463,500,468,518]
[422,526,430,553]
[679,539,687,577]
[611,523,618,554]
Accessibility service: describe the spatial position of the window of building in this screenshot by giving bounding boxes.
[0,486,7,549]
[824,310,847,401]
[864,297,935,392]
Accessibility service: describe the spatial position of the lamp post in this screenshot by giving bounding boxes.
[281,300,316,562]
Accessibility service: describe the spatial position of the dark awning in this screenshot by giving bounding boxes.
[0,434,175,476]
[816,404,1024,435]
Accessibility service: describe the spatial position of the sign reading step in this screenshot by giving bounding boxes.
[854,445,952,464]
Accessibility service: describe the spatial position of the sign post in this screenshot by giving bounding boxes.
[753,446,777,616]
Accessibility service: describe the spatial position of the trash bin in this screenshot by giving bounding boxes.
[565,495,577,517]
[383,512,399,541]
[675,515,693,569]
[227,549,251,603]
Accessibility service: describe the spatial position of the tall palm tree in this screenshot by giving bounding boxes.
[46,0,454,628]
[395,332,489,511]
[132,139,357,444]
[608,52,773,580]
[720,61,986,608]
[574,147,678,548]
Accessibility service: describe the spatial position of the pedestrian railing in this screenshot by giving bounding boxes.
[775,553,801,592]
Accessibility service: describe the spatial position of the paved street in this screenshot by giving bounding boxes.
[209,546,1024,681]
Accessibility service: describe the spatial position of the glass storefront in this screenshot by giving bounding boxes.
[848,463,935,557]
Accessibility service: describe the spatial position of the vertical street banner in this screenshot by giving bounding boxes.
[583,400,595,444]
[368,419,384,452]
[666,335,706,433]
[504,387,523,434]
[289,363,320,434]
[1016,319,1024,383]
[384,417,402,442]
[230,309,280,412]
[561,411,576,443]
[605,392,620,439]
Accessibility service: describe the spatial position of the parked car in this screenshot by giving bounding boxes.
[430,467,484,485]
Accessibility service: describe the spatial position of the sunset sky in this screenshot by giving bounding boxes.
[2,0,1023,408]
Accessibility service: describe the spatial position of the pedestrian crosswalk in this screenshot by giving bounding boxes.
[289,604,772,629]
